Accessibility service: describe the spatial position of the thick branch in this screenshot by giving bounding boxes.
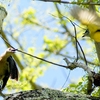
[4,88,100,100]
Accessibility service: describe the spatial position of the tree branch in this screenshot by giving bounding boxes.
[34,0,100,5]
[4,88,100,100]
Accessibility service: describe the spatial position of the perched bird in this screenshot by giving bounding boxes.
[0,47,18,91]
[70,6,100,42]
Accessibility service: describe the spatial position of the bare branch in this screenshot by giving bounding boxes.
[64,58,92,76]
[34,0,100,5]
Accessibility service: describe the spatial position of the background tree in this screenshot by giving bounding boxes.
[0,0,100,99]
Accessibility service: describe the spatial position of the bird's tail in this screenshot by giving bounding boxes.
[7,56,18,81]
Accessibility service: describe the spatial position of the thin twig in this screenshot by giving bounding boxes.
[16,49,67,68]
[0,35,15,49]
[60,70,70,90]
[76,39,87,65]
[60,14,87,65]
[50,14,86,30]
[0,35,67,68]
[50,13,87,64]
[34,0,100,5]
[70,20,79,61]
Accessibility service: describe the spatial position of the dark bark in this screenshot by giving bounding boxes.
[4,88,100,100]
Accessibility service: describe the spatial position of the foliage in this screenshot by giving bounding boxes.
[1,0,100,97]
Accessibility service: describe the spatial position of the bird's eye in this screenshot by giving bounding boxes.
[9,48,13,51]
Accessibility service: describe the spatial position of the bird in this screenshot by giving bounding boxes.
[70,6,100,42]
[0,47,18,97]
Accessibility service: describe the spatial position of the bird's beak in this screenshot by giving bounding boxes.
[82,29,90,37]
[8,47,17,53]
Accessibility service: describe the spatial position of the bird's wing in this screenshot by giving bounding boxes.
[2,70,10,89]
[70,6,100,27]
[7,56,18,81]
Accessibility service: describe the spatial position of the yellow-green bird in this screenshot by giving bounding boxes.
[70,6,100,42]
